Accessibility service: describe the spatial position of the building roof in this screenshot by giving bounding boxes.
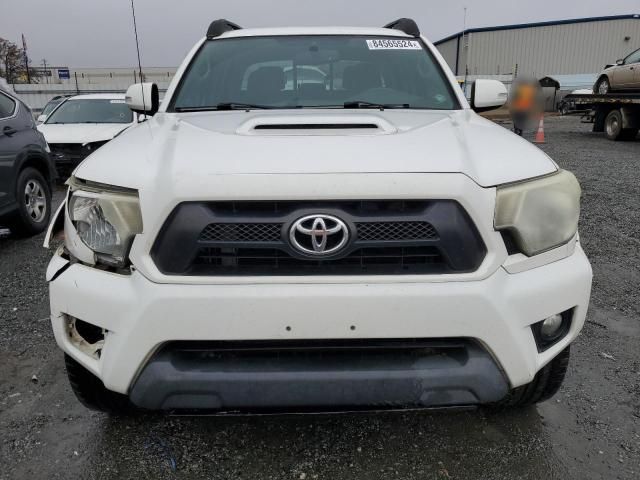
[435,13,640,45]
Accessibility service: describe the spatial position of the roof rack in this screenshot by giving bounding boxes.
[206,19,242,39]
[383,18,420,37]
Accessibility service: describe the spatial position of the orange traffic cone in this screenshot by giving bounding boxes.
[533,114,545,144]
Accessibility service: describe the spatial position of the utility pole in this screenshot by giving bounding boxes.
[21,34,31,83]
[41,58,48,84]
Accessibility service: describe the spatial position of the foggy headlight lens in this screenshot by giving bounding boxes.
[495,170,581,256]
[69,186,142,265]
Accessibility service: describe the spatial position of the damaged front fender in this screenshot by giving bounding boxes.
[44,200,72,282]
[46,247,70,282]
[43,199,66,249]
[43,193,96,266]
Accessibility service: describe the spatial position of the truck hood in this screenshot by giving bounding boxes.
[37,123,131,145]
[75,109,557,188]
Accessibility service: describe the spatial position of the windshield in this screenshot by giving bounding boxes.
[42,98,65,117]
[46,99,133,124]
[171,36,459,111]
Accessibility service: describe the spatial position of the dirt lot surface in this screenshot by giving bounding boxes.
[0,116,638,479]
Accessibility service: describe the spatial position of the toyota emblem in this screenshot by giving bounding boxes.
[289,214,349,256]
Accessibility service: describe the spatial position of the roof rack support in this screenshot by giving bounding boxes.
[383,18,420,37]
[207,19,242,39]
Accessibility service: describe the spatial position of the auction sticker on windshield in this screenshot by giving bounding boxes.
[366,39,422,50]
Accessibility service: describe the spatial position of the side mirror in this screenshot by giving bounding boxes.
[125,82,159,115]
[36,114,47,124]
[616,59,624,66]
[471,79,508,113]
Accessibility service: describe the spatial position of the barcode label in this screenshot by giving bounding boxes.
[366,39,422,50]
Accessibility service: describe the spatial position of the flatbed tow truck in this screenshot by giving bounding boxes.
[561,92,640,141]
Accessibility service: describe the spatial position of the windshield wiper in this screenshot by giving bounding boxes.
[175,103,272,112]
[343,101,410,110]
[215,102,274,110]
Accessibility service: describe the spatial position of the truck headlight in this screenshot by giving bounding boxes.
[67,179,143,267]
[495,170,580,256]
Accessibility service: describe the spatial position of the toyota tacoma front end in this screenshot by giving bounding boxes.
[45,19,592,413]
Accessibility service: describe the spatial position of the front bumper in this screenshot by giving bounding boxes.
[129,339,509,410]
[50,147,88,180]
[49,244,591,409]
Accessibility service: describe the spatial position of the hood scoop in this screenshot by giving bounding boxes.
[254,123,379,130]
[236,114,397,136]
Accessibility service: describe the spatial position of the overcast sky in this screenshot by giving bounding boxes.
[1,0,638,68]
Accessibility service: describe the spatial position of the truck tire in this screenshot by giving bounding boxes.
[491,346,570,407]
[65,354,134,414]
[596,76,610,95]
[10,167,52,237]
[605,110,638,141]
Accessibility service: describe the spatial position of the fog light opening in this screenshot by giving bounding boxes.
[540,314,563,339]
[65,315,106,359]
[532,309,573,352]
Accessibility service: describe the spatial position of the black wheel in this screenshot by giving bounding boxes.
[9,167,51,237]
[605,110,623,140]
[493,346,570,407]
[596,76,610,95]
[604,109,637,141]
[65,354,134,414]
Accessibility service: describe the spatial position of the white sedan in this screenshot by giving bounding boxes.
[37,93,136,180]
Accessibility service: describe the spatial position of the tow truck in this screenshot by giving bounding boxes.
[562,92,640,140]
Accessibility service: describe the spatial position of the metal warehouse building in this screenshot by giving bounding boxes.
[435,14,640,77]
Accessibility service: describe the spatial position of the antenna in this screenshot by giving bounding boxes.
[462,7,467,87]
[130,0,146,117]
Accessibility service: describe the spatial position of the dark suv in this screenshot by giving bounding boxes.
[0,89,55,236]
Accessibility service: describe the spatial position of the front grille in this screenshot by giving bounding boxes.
[49,143,89,162]
[198,220,438,243]
[49,143,100,179]
[156,338,471,368]
[192,246,446,275]
[200,223,281,242]
[152,200,486,276]
[355,221,437,241]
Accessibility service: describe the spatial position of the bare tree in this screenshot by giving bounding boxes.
[0,37,41,84]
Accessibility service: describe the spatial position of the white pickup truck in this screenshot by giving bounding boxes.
[45,18,592,413]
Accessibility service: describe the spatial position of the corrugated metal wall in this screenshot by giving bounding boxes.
[436,39,458,74]
[437,17,640,76]
[434,37,459,75]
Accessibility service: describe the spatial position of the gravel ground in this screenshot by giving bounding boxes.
[0,116,638,479]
